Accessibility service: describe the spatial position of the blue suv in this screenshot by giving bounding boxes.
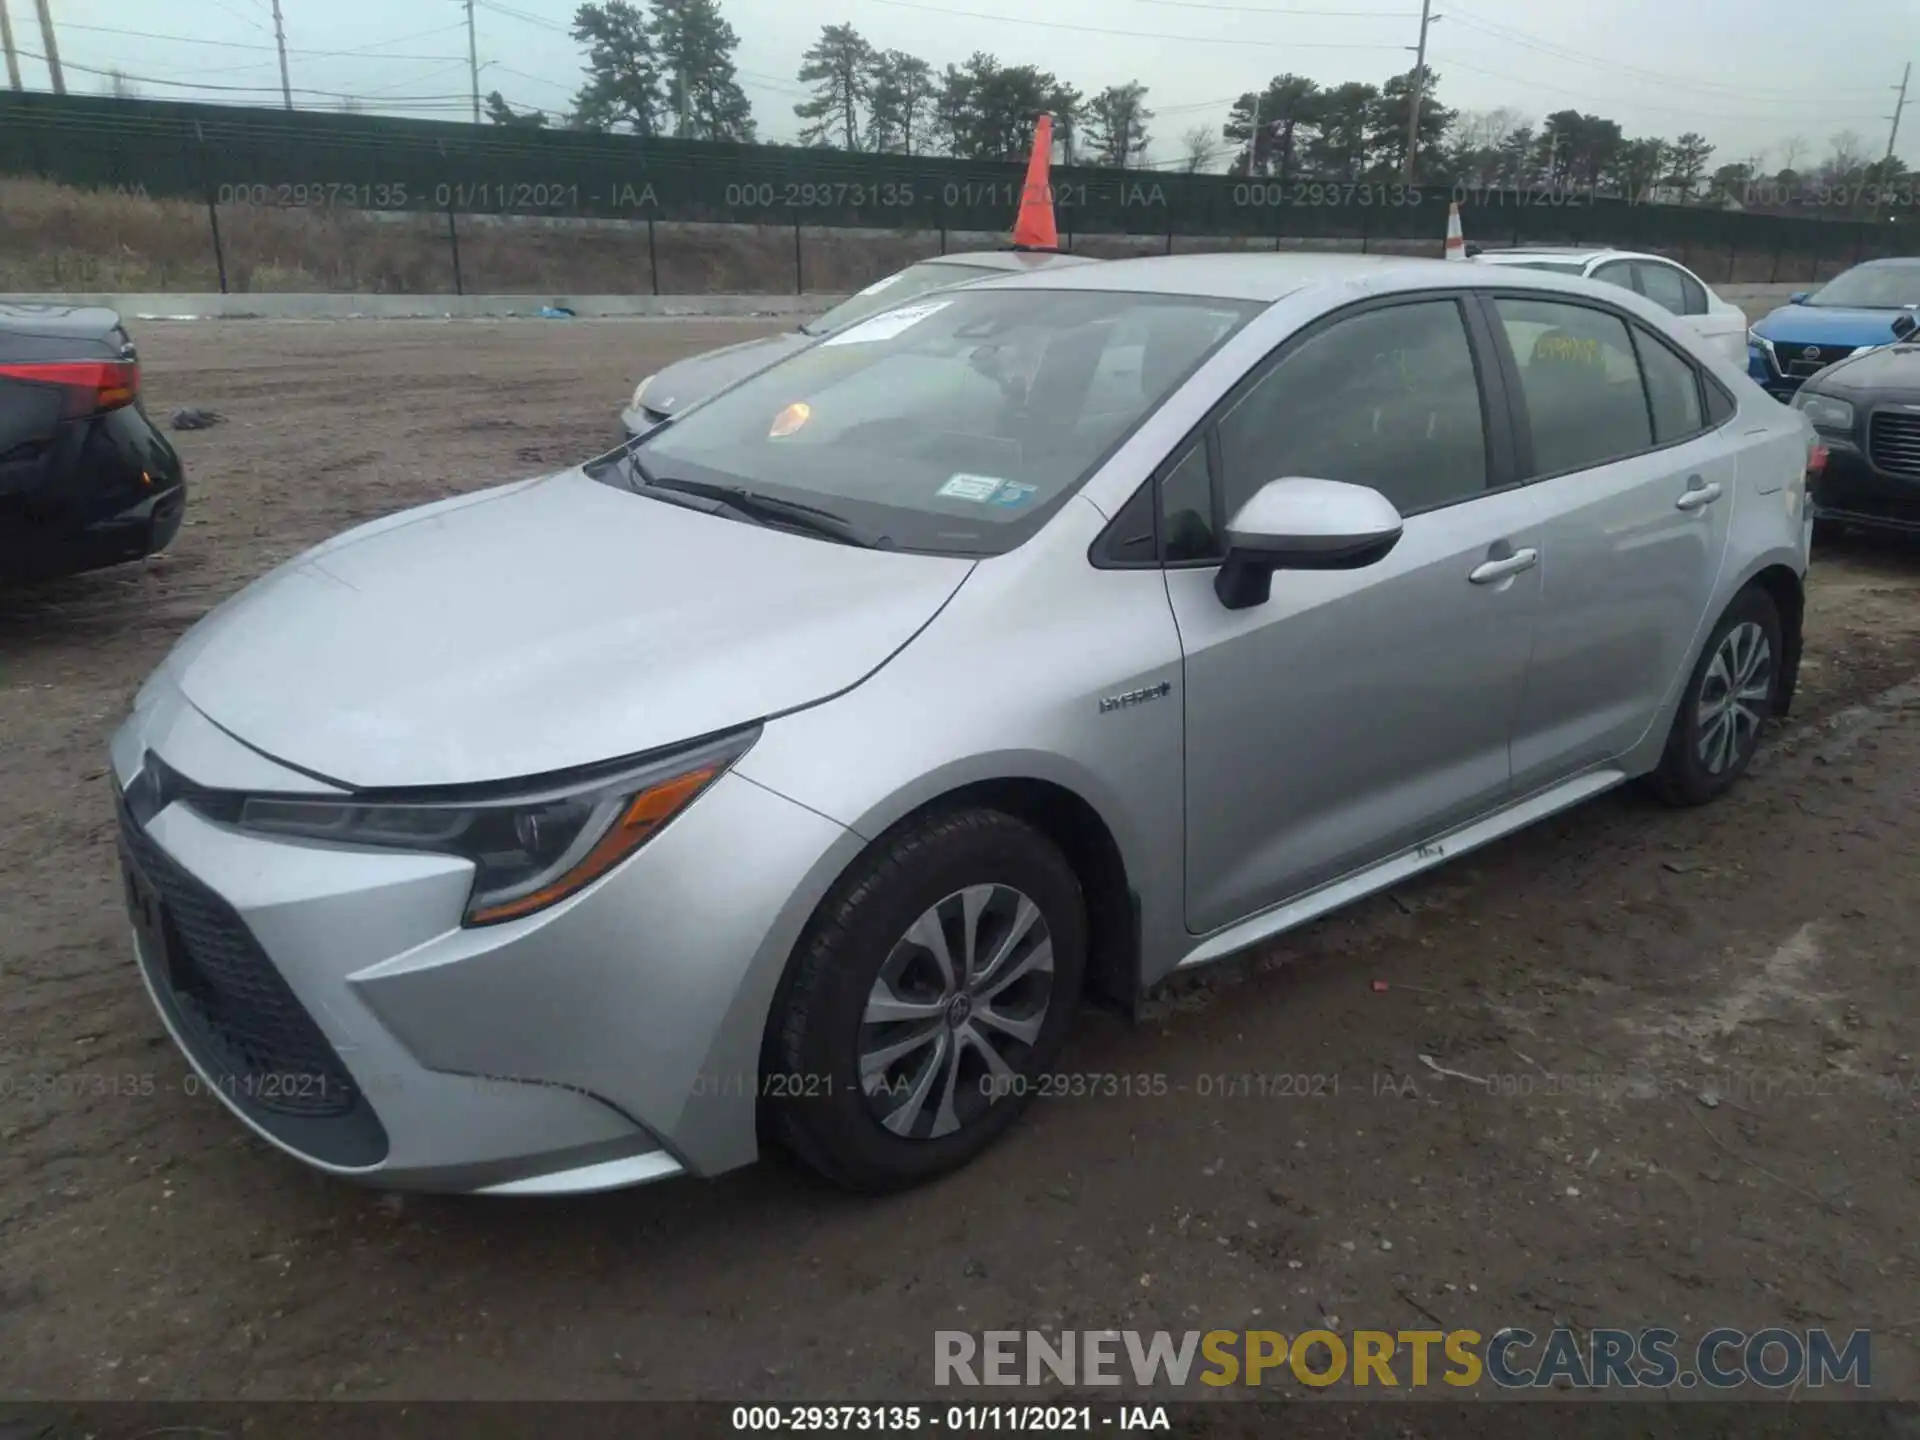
[1748,257,1920,400]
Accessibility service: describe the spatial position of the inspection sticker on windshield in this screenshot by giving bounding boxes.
[822,299,952,347]
[937,473,1004,502]
[989,482,1038,508]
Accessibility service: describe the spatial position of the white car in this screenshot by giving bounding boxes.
[1472,247,1749,367]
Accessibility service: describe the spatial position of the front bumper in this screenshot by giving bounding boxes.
[109,681,860,1193]
[1811,440,1920,533]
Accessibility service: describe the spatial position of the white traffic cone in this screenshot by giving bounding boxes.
[1444,201,1467,261]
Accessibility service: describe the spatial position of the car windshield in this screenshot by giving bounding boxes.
[799,260,1004,336]
[632,286,1260,555]
[1806,263,1920,309]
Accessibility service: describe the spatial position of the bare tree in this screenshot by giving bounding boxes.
[1179,123,1217,173]
[105,67,139,99]
[1778,134,1807,173]
[1827,129,1867,178]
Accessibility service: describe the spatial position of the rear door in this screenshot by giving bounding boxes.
[1162,294,1546,933]
[1635,258,1747,367]
[1484,293,1736,792]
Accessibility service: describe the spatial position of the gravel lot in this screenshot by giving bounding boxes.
[1,318,1917,1404]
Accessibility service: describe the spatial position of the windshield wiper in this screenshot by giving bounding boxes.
[643,475,890,549]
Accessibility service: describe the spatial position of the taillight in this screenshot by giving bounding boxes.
[0,359,140,417]
[1808,442,1829,481]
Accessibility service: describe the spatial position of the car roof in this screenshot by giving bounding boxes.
[972,250,1590,302]
[1476,246,1636,264]
[933,250,1100,272]
[1838,255,1920,269]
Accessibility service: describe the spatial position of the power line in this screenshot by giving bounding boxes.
[1434,54,1890,125]
[14,50,471,101]
[1442,6,1892,99]
[204,0,276,36]
[857,0,1412,47]
[475,0,571,34]
[55,21,467,61]
[1121,0,1417,11]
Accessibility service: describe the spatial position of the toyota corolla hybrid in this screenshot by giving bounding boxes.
[114,254,1816,1197]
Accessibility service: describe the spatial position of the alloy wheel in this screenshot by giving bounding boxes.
[1696,621,1773,775]
[858,884,1055,1140]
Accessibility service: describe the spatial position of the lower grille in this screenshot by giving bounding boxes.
[117,786,389,1166]
[1868,410,1920,478]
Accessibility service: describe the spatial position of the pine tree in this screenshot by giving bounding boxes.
[794,23,875,149]
[1084,82,1153,168]
[867,50,935,155]
[652,0,754,141]
[569,1,664,135]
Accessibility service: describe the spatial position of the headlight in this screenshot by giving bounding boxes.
[1792,391,1854,431]
[237,729,755,925]
[1747,329,1777,366]
[630,374,656,410]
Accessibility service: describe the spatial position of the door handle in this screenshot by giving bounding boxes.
[1676,478,1723,511]
[1468,547,1539,584]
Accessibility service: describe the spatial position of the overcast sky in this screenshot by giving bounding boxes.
[20,0,1918,170]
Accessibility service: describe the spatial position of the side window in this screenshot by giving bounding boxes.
[1159,442,1218,562]
[1495,297,1654,476]
[1633,261,1689,315]
[1633,327,1706,442]
[1215,300,1490,519]
[1592,259,1638,294]
[1678,270,1709,315]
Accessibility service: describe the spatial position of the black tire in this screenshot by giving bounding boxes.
[1647,586,1783,808]
[766,806,1086,1193]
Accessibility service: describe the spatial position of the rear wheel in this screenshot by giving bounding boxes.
[767,807,1085,1192]
[1648,586,1782,807]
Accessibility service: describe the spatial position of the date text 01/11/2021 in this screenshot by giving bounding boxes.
[729,1405,1171,1432]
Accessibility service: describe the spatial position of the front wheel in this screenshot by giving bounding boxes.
[766,807,1086,1192]
[1647,586,1782,807]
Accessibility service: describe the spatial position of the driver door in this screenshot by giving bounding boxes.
[1162,295,1546,934]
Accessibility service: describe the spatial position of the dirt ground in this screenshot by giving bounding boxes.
[1,319,1917,1406]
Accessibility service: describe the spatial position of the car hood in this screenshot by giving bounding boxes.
[640,330,815,415]
[1752,305,1916,346]
[1799,341,1920,395]
[167,469,973,789]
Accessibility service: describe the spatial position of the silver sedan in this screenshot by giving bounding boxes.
[114,253,1815,1195]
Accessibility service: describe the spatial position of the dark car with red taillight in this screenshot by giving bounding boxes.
[1791,310,1920,536]
[0,303,185,583]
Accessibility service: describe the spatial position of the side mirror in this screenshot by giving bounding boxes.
[1789,292,1809,305]
[1214,478,1404,611]
[1892,312,1918,342]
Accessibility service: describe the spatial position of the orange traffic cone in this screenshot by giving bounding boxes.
[1011,113,1060,252]
[1444,201,1466,261]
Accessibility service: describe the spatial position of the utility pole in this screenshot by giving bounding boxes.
[464,0,479,123]
[30,0,60,93]
[1401,0,1436,184]
[1872,62,1911,221]
[269,0,291,109]
[2,2,23,91]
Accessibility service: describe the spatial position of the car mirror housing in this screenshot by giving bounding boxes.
[1892,312,1918,342]
[1214,478,1405,610]
[1789,292,1809,305]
